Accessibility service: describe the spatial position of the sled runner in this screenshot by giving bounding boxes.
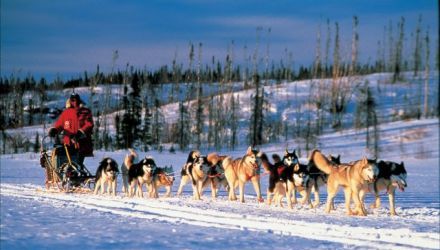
[39,134,95,192]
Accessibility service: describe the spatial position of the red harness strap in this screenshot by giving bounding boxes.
[277,165,286,176]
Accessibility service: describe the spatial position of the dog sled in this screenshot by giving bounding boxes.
[39,135,95,193]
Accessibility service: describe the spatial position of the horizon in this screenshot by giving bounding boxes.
[1,0,438,82]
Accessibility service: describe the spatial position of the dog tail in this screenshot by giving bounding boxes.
[308,149,333,175]
[124,148,138,169]
[260,153,273,173]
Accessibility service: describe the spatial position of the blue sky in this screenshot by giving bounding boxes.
[1,0,438,81]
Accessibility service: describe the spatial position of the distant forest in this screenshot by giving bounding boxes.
[1,15,438,154]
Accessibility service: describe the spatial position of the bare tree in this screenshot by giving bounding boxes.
[423,27,430,117]
[413,15,422,76]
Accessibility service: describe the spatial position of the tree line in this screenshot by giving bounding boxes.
[1,15,438,157]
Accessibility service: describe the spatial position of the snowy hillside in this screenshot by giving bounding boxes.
[5,71,439,154]
[1,118,439,249]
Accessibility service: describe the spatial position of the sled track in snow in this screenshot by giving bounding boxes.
[1,183,438,250]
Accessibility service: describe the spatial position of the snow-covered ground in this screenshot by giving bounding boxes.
[1,118,439,249]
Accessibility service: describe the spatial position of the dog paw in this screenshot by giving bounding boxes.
[257,197,264,203]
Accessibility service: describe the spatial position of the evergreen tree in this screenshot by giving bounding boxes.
[130,72,143,147]
[177,102,190,150]
[33,132,40,153]
[250,74,264,146]
[152,99,164,149]
[229,94,239,150]
[355,81,379,156]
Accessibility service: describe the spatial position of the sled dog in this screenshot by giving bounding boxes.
[94,157,119,196]
[309,149,378,216]
[151,166,175,198]
[222,146,263,203]
[128,156,157,198]
[177,150,201,196]
[188,155,210,200]
[202,153,229,199]
[288,162,312,206]
[121,148,137,195]
[307,153,341,208]
[366,160,407,215]
[261,151,294,208]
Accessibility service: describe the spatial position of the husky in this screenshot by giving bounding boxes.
[94,157,119,196]
[176,150,201,196]
[222,146,264,203]
[151,166,175,198]
[121,148,137,196]
[261,152,293,208]
[307,153,341,208]
[309,149,378,216]
[188,155,210,200]
[202,153,229,199]
[128,156,157,198]
[289,162,312,206]
[364,160,407,215]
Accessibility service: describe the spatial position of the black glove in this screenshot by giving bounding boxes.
[76,129,86,140]
[48,127,58,137]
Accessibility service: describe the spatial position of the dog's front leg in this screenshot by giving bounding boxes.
[238,181,245,203]
[343,188,354,215]
[128,181,136,197]
[251,176,263,203]
[210,179,218,199]
[351,188,366,216]
[106,181,111,195]
[148,183,157,198]
[286,185,293,209]
[164,186,171,197]
[177,175,189,196]
[94,179,101,195]
[197,180,205,200]
[388,186,397,216]
[226,178,237,201]
[112,180,117,196]
[192,183,201,200]
[136,183,143,198]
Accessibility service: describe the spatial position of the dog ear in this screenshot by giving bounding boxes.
[284,149,289,156]
[400,161,404,167]
[361,156,368,164]
[246,146,252,155]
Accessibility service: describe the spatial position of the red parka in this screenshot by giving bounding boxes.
[53,104,94,157]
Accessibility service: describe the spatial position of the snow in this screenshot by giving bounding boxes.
[1,117,439,249]
[1,72,439,249]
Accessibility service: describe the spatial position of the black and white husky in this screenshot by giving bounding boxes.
[365,160,407,215]
[128,156,157,198]
[177,150,201,196]
[94,158,119,196]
